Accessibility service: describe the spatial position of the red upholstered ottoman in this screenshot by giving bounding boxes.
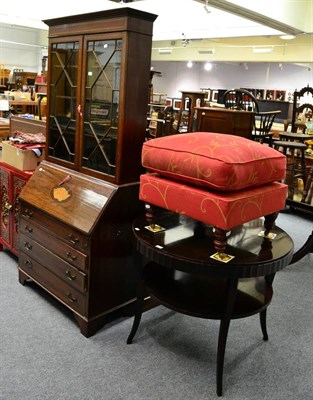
[140,132,287,261]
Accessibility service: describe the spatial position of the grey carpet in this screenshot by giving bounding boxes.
[0,208,312,400]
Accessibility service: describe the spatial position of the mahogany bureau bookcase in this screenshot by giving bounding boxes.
[18,8,157,337]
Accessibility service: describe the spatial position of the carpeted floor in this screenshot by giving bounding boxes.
[0,208,312,400]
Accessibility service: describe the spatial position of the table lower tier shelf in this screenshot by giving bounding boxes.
[143,262,273,320]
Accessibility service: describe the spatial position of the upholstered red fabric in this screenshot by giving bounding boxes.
[140,173,287,230]
[142,132,286,192]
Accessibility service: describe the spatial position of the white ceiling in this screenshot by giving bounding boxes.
[0,0,312,41]
[0,0,312,64]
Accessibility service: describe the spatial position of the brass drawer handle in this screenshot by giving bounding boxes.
[66,252,77,262]
[65,270,76,281]
[23,209,34,219]
[24,225,33,233]
[68,233,79,244]
[24,259,33,269]
[66,292,77,303]
[24,242,32,251]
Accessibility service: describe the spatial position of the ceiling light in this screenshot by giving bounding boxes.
[280,34,296,40]
[158,49,172,54]
[253,47,273,53]
[187,61,193,68]
[204,62,213,71]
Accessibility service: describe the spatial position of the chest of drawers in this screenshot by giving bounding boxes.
[18,161,143,336]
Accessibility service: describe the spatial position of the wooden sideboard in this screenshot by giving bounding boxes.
[195,107,254,138]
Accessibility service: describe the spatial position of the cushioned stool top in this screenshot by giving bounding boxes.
[142,132,286,192]
[140,174,288,231]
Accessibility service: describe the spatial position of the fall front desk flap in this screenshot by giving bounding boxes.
[19,160,117,234]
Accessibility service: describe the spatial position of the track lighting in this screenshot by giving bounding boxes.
[182,33,189,47]
[204,0,211,14]
[280,34,296,40]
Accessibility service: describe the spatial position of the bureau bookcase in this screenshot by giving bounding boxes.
[18,8,157,336]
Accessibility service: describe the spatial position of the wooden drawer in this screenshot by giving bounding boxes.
[19,232,87,293]
[20,202,90,253]
[19,251,86,315]
[19,218,88,271]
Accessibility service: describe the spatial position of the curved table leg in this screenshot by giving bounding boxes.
[259,309,268,341]
[259,273,276,341]
[127,280,145,344]
[216,277,238,397]
[290,230,313,264]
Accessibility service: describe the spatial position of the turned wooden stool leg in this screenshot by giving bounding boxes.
[144,204,166,233]
[211,228,235,262]
[194,221,206,238]
[145,203,156,228]
[264,212,279,236]
[213,228,228,255]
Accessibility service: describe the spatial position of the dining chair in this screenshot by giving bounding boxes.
[223,88,259,112]
[251,110,281,146]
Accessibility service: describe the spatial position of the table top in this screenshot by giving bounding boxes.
[133,212,294,279]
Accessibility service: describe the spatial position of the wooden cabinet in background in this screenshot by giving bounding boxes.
[0,162,33,256]
[35,83,47,94]
[257,99,293,122]
[195,107,254,139]
[11,71,37,90]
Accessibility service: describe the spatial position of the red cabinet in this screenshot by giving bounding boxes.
[0,161,33,255]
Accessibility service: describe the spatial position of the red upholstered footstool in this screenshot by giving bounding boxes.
[139,132,287,261]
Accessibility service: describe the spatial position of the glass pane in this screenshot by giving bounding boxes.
[48,41,79,163]
[82,39,122,176]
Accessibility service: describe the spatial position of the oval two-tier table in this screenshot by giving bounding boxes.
[127,212,294,397]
